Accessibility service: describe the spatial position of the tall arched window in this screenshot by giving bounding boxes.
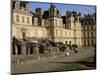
[27,17,30,24]
[21,28,26,40]
[87,32,89,38]
[91,32,93,37]
[16,15,19,22]
[87,40,90,46]
[84,40,86,46]
[22,16,25,23]
[22,32,26,39]
[84,32,85,38]
[91,40,94,46]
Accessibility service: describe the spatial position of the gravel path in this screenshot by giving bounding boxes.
[11,47,95,74]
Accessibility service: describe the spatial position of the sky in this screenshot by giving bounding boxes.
[28,2,96,16]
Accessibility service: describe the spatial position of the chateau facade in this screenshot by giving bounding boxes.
[12,1,96,47]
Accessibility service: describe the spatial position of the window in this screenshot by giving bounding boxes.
[93,32,95,37]
[87,40,90,46]
[30,47,33,54]
[53,9,54,16]
[84,33,85,38]
[89,26,91,30]
[56,29,58,37]
[83,26,85,30]
[91,40,94,46]
[34,18,38,25]
[27,17,30,24]
[87,32,89,38]
[84,40,86,46]
[87,26,89,30]
[85,26,87,30]
[91,26,93,30]
[91,32,93,37]
[85,32,87,38]
[49,19,52,25]
[22,16,25,23]
[22,32,26,40]
[38,21,41,26]
[16,15,19,22]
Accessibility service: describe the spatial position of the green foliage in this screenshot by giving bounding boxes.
[72,44,78,48]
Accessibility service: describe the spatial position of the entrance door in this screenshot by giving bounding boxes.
[22,32,26,40]
[69,41,71,45]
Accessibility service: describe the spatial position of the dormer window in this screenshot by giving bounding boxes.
[27,17,30,24]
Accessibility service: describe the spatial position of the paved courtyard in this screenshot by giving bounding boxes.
[11,47,95,74]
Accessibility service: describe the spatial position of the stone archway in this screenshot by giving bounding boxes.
[30,46,34,54]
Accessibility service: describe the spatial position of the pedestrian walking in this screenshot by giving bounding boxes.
[65,52,70,56]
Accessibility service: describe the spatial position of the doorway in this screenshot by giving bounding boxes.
[22,32,26,40]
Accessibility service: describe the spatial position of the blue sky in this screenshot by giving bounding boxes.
[28,2,96,16]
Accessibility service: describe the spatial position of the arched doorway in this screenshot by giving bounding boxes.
[30,46,34,54]
[21,28,27,40]
[22,32,26,40]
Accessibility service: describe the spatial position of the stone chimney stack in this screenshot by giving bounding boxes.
[15,1,20,10]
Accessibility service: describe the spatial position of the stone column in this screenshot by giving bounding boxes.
[35,44,39,55]
[22,45,26,55]
[27,46,30,55]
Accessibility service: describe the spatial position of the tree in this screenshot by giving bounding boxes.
[72,44,78,50]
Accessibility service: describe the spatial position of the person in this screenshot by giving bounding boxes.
[67,52,70,56]
[65,52,70,56]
